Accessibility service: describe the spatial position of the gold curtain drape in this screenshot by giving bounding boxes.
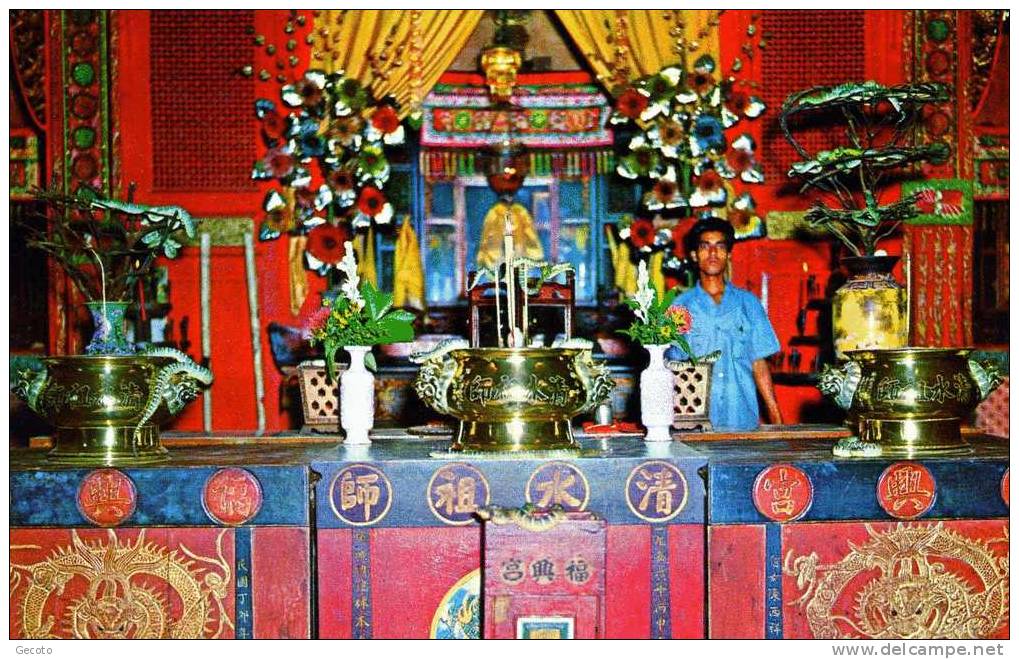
[312,10,484,118]
[554,10,721,93]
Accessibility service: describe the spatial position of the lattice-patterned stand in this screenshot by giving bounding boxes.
[669,362,712,431]
[297,360,343,432]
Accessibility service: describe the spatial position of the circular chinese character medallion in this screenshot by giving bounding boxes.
[329,463,392,526]
[625,460,689,523]
[877,462,937,520]
[77,468,137,527]
[427,463,490,526]
[202,468,263,526]
[525,461,589,511]
[1001,469,1009,508]
[752,464,813,523]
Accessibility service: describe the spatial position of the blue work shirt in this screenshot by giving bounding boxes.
[668,282,780,430]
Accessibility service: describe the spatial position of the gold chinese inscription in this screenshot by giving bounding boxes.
[526,462,589,512]
[330,463,392,526]
[626,460,689,523]
[784,523,1009,639]
[10,529,233,639]
[427,463,490,526]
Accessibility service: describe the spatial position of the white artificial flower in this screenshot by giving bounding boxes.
[338,240,363,307]
[634,260,655,323]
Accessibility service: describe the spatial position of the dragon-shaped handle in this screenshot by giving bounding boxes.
[410,339,468,416]
[817,361,862,411]
[968,358,1004,401]
[11,356,47,413]
[573,349,614,415]
[135,347,214,432]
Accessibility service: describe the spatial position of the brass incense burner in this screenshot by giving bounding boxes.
[819,347,1002,457]
[413,340,613,453]
[12,351,212,465]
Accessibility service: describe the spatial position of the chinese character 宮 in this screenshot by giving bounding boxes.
[501,558,524,584]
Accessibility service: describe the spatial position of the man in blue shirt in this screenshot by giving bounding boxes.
[670,217,782,430]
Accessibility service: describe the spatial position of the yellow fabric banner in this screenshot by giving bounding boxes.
[393,217,425,310]
[355,228,378,288]
[554,10,721,93]
[605,226,638,295]
[311,10,484,118]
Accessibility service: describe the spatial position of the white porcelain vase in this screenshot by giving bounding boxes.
[640,344,674,442]
[340,346,374,445]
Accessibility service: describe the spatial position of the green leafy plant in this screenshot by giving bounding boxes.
[21,187,196,303]
[779,81,950,256]
[618,260,694,358]
[309,240,415,377]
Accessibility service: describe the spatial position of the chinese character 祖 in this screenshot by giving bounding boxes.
[530,558,556,584]
[341,472,381,520]
[433,476,478,516]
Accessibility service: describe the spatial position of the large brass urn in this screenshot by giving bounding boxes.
[819,347,1002,457]
[12,349,213,465]
[412,340,613,453]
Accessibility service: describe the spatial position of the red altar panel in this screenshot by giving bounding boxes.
[251,527,311,639]
[708,525,766,639]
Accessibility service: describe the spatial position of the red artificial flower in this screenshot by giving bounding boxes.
[371,105,401,134]
[629,218,656,250]
[727,209,751,230]
[671,220,694,258]
[725,91,750,115]
[261,110,287,141]
[696,169,723,193]
[295,186,319,209]
[327,168,356,193]
[303,304,333,339]
[357,186,387,216]
[727,147,753,173]
[691,71,715,96]
[616,88,649,119]
[265,148,296,178]
[305,223,350,265]
[666,306,693,334]
[653,179,678,204]
[296,78,324,108]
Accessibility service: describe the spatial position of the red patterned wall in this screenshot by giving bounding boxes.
[150,10,257,191]
[759,11,867,181]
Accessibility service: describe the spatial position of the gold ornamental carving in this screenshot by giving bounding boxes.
[10,529,234,639]
[784,523,1008,639]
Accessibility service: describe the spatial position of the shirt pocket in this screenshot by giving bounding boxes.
[719,311,753,361]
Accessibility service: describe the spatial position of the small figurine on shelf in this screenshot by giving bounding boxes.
[309,241,416,444]
[618,261,696,442]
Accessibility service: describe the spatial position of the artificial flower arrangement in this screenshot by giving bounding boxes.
[20,187,196,354]
[780,81,950,256]
[610,55,766,274]
[618,260,694,357]
[309,240,415,377]
[253,69,405,275]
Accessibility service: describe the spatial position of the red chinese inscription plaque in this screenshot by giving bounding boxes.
[76,469,137,527]
[877,462,937,520]
[1001,469,1009,508]
[203,468,264,526]
[752,464,813,522]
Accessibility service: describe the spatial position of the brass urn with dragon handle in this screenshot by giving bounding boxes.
[411,338,614,453]
[12,348,213,465]
[818,347,1003,457]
